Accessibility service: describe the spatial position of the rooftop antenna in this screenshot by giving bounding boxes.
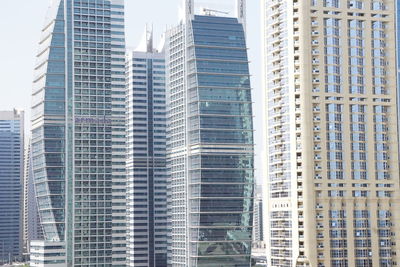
[202,7,229,16]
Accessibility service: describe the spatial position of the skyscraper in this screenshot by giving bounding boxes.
[262,0,400,266]
[126,27,168,267]
[0,109,24,264]
[397,0,400,125]
[30,0,126,266]
[252,187,264,248]
[166,1,254,266]
[251,186,265,262]
[23,138,43,256]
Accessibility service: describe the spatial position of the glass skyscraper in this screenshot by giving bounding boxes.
[165,1,254,266]
[0,109,24,264]
[262,0,400,266]
[126,28,168,267]
[30,0,126,266]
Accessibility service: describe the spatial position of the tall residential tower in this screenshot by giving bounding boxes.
[30,0,126,266]
[0,110,24,264]
[166,1,254,266]
[263,0,400,266]
[126,28,168,267]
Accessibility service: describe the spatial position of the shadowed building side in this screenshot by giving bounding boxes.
[262,0,400,266]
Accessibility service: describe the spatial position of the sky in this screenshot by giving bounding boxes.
[0,0,263,183]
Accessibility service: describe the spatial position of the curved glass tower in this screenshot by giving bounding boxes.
[166,1,254,266]
[31,0,126,266]
[32,0,66,244]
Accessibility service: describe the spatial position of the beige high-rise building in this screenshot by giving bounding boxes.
[262,0,400,266]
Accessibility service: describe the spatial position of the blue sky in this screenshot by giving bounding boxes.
[0,0,263,183]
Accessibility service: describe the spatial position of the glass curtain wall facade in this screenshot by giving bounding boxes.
[23,138,43,255]
[126,31,168,267]
[30,0,126,266]
[166,1,254,266]
[262,0,400,266]
[0,110,24,264]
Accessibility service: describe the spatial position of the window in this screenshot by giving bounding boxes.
[324,0,340,7]
[348,0,363,9]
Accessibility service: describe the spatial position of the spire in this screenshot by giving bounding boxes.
[157,33,166,53]
[236,0,246,30]
[135,24,154,52]
[182,0,194,21]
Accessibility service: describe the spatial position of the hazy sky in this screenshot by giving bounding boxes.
[0,0,263,182]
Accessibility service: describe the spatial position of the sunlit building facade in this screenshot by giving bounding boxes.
[262,0,400,266]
